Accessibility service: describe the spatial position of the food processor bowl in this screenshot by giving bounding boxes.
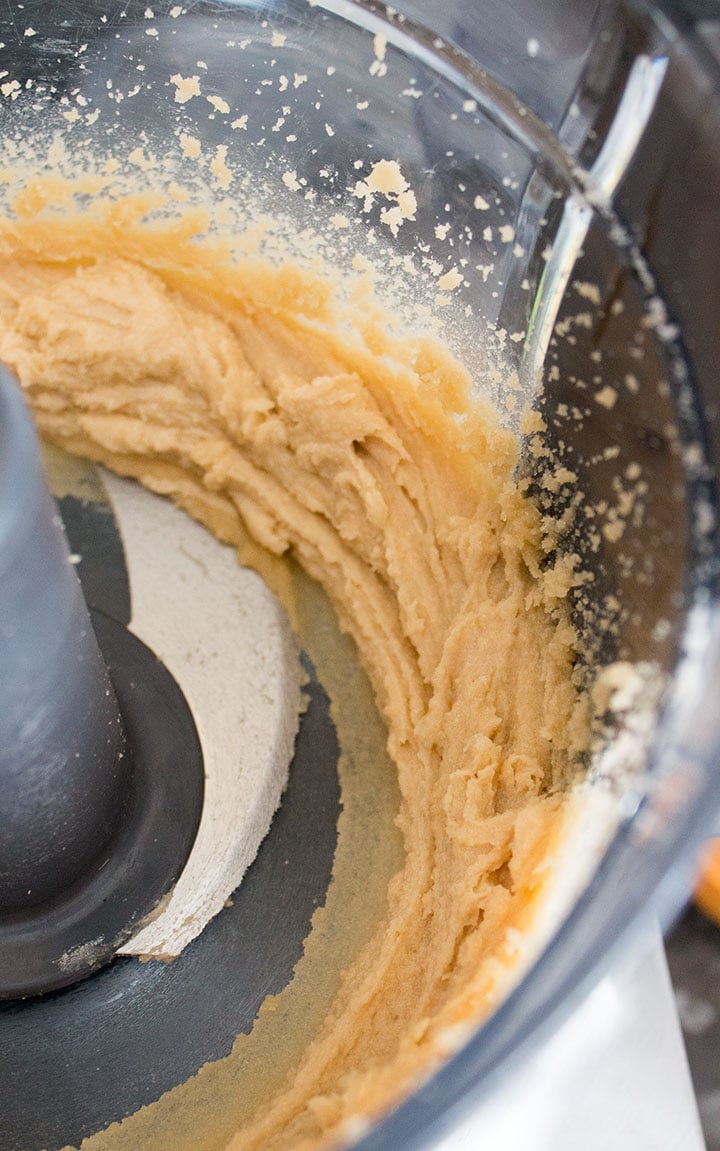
[0,1,718,1149]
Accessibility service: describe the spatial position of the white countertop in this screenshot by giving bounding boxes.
[436,921,705,1151]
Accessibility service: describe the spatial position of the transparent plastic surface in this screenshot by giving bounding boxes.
[0,0,718,1147]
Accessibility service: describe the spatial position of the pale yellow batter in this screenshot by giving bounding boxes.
[0,182,586,1151]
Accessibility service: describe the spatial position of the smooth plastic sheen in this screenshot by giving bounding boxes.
[0,370,129,915]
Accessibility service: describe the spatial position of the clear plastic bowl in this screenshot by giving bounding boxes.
[0,0,719,1147]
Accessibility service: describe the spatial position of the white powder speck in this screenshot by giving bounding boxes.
[499,224,515,244]
[373,32,387,61]
[435,223,450,240]
[282,170,301,192]
[145,28,159,37]
[170,6,183,17]
[474,194,489,210]
[652,618,671,642]
[356,99,369,110]
[231,115,248,130]
[271,30,287,47]
[330,214,350,229]
[293,73,307,87]
[527,37,539,57]
[23,27,36,37]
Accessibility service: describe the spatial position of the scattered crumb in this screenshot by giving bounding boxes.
[127,147,153,170]
[207,95,230,115]
[210,143,233,190]
[370,32,388,77]
[574,280,602,306]
[282,170,301,192]
[179,132,201,159]
[171,73,201,104]
[594,386,618,410]
[352,160,417,234]
[436,267,463,292]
